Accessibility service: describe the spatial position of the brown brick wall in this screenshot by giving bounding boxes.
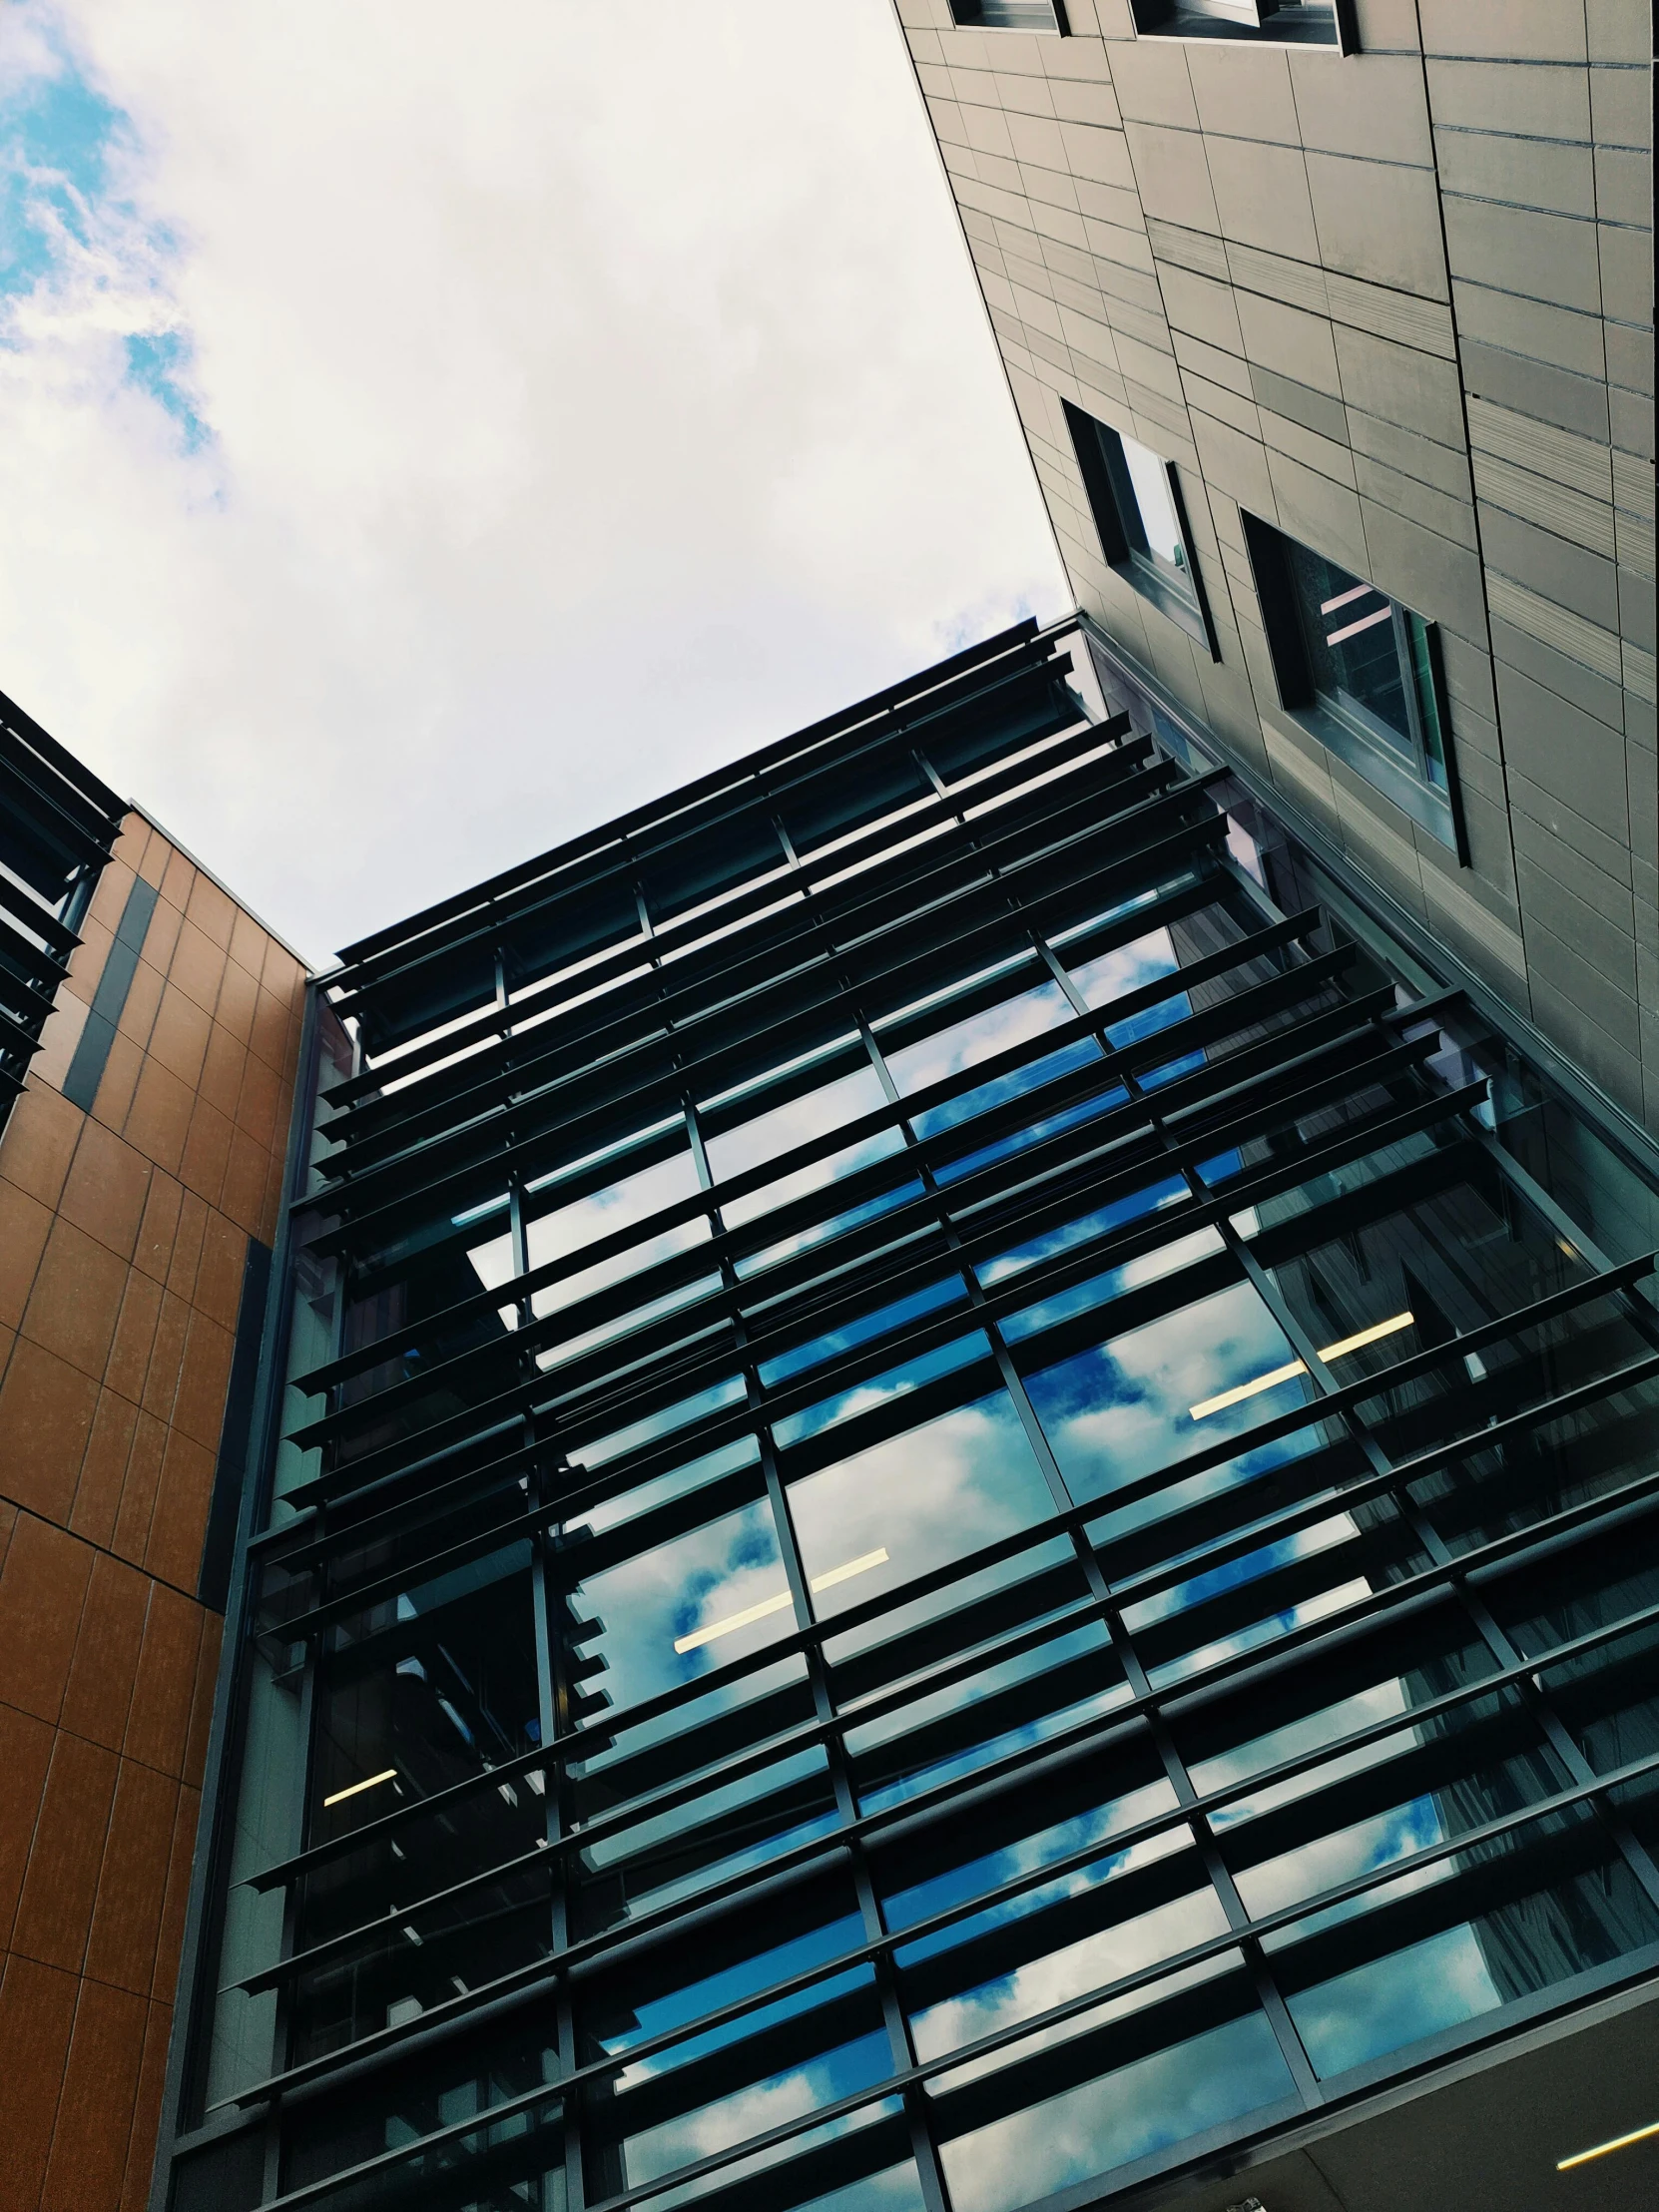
[0,810,306,2212]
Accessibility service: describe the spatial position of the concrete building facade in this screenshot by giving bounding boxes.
[894,0,1656,1130]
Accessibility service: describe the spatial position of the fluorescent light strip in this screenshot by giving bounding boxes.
[322,1767,398,1808]
[1325,604,1393,648]
[811,1546,889,1593]
[1319,583,1373,615]
[1319,1311,1414,1362]
[673,1547,890,1655]
[1557,2118,1659,2171]
[1190,1312,1414,1420]
[1190,1360,1306,1421]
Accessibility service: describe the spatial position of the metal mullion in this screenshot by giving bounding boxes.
[691,1079,956,2212]
[1103,1016,1338,2106]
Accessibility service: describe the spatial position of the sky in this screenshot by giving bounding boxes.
[0,0,1067,966]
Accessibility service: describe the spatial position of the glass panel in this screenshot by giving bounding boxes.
[1272,1804,1659,2078]
[787,1388,1061,1657]
[1024,1278,1314,1505]
[1287,542,1414,759]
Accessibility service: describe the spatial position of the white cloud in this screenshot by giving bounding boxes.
[0,0,1065,963]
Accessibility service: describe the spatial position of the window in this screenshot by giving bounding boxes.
[1065,402,1217,657]
[1244,515,1464,857]
[948,0,1066,26]
[1127,0,1353,48]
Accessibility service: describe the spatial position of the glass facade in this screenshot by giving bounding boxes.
[161,622,1659,2212]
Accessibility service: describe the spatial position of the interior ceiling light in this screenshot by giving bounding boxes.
[1190,1313,1414,1421]
[674,1547,890,1654]
[1556,2118,1659,2171]
[322,1767,398,1808]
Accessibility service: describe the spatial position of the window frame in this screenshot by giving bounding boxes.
[947,0,1069,31]
[1241,512,1467,863]
[1126,0,1357,50]
[1064,401,1220,662]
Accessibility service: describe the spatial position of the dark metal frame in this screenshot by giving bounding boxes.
[0,685,126,1127]
[151,619,1659,2212]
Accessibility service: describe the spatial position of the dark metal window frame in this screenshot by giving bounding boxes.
[1242,511,1468,862]
[1127,0,1358,50]
[947,0,1069,32]
[1064,400,1220,662]
[151,619,1659,2212]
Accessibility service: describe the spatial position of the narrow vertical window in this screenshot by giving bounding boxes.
[1065,401,1218,658]
[1243,514,1463,856]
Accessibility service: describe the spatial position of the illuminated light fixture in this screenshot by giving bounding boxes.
[1556,2118,1659,2171]
[322,1767,398,1808]
[1190,1313,1414,1421]
[673,1547,891,1654]
[1190,1360,1306,1422]
[810,1546,889,1593]
[1318,1311,1415,1361]
[1325,604,1393,647]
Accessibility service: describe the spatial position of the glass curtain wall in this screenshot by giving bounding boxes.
[164,622,1659,2212]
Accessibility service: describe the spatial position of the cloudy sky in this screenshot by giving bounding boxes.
[0,0,1066,965]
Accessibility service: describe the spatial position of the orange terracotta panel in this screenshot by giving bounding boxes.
[123,1057,195,1177]
[145,983,213,1091]
[140,1288,190,1426]
[178,1095,234,1209]
[71,1389,141,1549]
[121,1998,173,2212]
[91,1031,145,1136]
[143,1427,216,1591]
[198,1019,246,1122]
[221,1126,270,1237]
[236,1049,282,1151]
[0,1340,99,1521]
[0,1495,15,1570]
[263,938,307,1004]
[249,984,289,1072]
[184,1614,223,1789]
[259,1143,288,1244]
[114,953,165,1050]
[111,1411,166,1568]
[132,1171,182,1286]
[105,1271,164,1404]
[151,1783,200,1997]
[214,950,260,1047]
[0,1080,84,1209]
[0,1175,53,1329]
[0,1511,93,1722]
[22,1218,130,1382]
[85,1758,179,1994]
[58,1121,152,1266]
[230,905,267,975]
[10,1729,118,1972]
[172,1311,235,1453]
[29,986,92,1094]
[64,909,115,1001]
[125,1583,203,1774]
[185,870,236,952]
[0,1701,54,1950]
[39,1976,148,2212]
[167,917,225,1019]
[166,1193,209,1306]
[158,843,195,915]
[59,1549,150,1754]
[85,852,138,936]
[193,1213,248,1329]
[0,1954,76,2207]
[140,893,182,975]
[134,827,169,888]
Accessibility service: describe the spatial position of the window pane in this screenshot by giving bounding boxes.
[1119,436,1186,572]
[1288,544,1413,755]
